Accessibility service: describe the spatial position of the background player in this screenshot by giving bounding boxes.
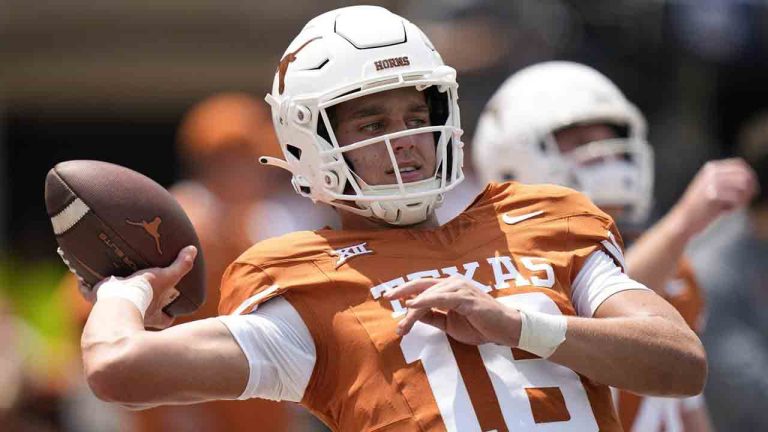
[77,7,705,432]
[472,61,757,431]
[688,111,768,431]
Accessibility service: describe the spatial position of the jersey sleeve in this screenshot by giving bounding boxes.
[219,261,289,316]
[567,211,627,274]
[565,199,649,316]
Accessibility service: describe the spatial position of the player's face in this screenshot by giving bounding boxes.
[333,87,436,186]
[554,123,626,218]
[553,123,618,154]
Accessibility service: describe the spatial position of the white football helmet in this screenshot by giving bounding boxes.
[263,6,464,225]
[473,61,654,224]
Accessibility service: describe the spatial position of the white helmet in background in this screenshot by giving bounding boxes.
[263,6,464,226]
[472,61,654,224]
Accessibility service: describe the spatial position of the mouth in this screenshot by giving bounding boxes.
[386,164,424,183]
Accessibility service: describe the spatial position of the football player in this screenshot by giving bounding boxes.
[472,61,757,431]
[78,7,706,431]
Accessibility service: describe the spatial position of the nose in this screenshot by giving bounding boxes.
[390,120,416,152]
[391,135,417,152]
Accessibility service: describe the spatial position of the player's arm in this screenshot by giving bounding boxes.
[83,309,249,407]
[626,158,756,294]
[387,253,707,397]
[547,287,705,397]
[81,247,249,407]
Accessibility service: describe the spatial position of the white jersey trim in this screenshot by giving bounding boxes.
[601,230,627,270]
[231,284,281,315]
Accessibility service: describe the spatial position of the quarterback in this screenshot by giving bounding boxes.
[80,7,706,432]
[473,61,756,431]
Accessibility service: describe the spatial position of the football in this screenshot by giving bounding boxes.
[44,160,205,317]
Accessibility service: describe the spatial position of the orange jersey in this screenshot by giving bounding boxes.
[220,182,625,432]
[617,258,706,432]
[660,258,705,333]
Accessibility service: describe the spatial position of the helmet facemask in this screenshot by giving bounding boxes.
[265,69,465,226]
[542,127,654,225]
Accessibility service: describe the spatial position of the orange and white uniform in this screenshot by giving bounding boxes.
[218,182,650,431]
[615,259,706,432]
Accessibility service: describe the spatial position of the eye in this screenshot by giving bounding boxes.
[360,122,384,133]
[407,118,427,128]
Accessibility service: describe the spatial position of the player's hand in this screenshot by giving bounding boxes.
[384,276,522,346]
[671,158,758,237]
[140,246,197,328]
[92,246,197,329]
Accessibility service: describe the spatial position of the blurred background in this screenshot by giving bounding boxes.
[2,0,767,431]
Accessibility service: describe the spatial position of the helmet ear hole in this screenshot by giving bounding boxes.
[286,144,303,160]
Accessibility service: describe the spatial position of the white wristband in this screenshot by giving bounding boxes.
[517,309,568,358]
[96,276,154,319]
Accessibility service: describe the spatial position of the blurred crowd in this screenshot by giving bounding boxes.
[2,1,768,431]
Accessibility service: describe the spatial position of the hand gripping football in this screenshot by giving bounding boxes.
[44,160,206,317]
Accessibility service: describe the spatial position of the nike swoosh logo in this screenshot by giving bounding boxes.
[502,210,544,225]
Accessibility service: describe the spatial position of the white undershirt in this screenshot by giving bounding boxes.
[218,250,649,402]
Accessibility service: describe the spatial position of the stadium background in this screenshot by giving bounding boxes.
[2,0,767,430]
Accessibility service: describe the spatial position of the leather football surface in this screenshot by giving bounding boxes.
[45,160,206,316]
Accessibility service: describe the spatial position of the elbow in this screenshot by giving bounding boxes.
[681,340,708,396]
[84,358,126,403]
[658,334,708,397]
[82,337,144,404]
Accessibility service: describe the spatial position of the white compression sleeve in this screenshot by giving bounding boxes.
[217,296,315,402]
[571,250,650,317]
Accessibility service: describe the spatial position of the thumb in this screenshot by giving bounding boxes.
[159,245,198,286]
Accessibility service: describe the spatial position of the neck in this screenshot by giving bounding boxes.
[339,209,440,231]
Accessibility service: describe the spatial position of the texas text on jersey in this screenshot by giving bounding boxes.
[219,182,627,431]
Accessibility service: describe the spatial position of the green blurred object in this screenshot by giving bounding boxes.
[0,256,76,381]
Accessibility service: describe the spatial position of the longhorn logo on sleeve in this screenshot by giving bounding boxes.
[126,216,163,255]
